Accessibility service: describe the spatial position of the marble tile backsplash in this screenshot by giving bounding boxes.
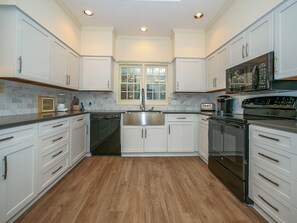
[1,80,297,116]
[0,80,73,116]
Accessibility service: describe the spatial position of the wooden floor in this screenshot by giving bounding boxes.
[17,157,266,223]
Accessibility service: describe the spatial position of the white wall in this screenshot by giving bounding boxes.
[116,36,171,62]
[0,0,81,52]
[206,0,283,56]
[172,29,206,58]
[81,27,115,56]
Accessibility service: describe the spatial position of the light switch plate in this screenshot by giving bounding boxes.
[0,83,3,93]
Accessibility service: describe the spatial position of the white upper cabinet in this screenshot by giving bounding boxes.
[173,58,206,92]
[51,38,80,90]
[18,13,51,83]
[229,12,274,67]
[0,7,51,82]
[274,0,297,79]
[207,45,229,91]
[81,57,113,91]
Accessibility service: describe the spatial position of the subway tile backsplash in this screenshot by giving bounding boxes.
[1,80,297,116]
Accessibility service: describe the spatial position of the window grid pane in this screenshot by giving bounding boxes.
[145,65,167,101]
[120,65,141,100]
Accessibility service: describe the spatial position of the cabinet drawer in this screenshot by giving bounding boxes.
[198,115,209,124]
[39,118,69,136]
[0,124,36,149]
[39,156,69,190]
[39,130,69,154]
[39,143,69,170]
[252,161,297,207]
[251,142,297,181]
[167,114,195,121]
[252,182,297,223]
[71,115,87,125]
[250,125,297,154]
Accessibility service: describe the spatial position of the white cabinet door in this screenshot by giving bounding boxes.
[229,12,273,67]
[121,126,144,153]
[0,141,37,222]
[70,121,87,165]
[206,54,217,91]
[229,33,246,67]
[82,57,113,91]
[51,39,67,86]
[198,115,209,163]
[144,126,167,152]
[274,0,297,79]
[18,14,51,82]
[216,46,228,90]
[174,58,206,92]
[168,122,195,152]
[67,50,80,89]
[246,12,274,60]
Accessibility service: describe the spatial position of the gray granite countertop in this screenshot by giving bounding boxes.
[248,119,297,133]
[0,110,214,130]
[0,111,87,130]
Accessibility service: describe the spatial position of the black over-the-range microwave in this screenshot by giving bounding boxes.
[226,52,297,94]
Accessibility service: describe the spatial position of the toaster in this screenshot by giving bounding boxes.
[200,103,216,111]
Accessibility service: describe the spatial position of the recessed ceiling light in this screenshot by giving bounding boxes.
[194,12,204,19]
[84,10,93,16]
[140,27,148,32]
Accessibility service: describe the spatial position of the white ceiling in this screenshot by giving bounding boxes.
[59,0,232,36]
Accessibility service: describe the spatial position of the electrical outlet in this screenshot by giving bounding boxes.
[0,83,3,93]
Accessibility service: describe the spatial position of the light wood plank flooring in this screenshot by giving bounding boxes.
[17,157,266,223]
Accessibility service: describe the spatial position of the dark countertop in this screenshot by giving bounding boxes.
[248,119,297,133]
[0,111,87,130]
[0,110,214,130]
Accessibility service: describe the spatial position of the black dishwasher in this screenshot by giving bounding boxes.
[90,113,121,155]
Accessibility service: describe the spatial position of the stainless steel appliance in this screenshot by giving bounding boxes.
[90,113,121,155]
[200,103,216,112]
[226,52,297,94]
[217,95,234,115]
[208,96,297,203]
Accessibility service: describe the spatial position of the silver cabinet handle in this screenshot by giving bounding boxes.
[53,124,63,128]
[107,80,110,89]
[68,75,71,85]
[258,195,279,212]
[258,152,279,163]
[242,45,245,59]
[52,136,63,143]
[145,129,147,138]
[274,57,278,74]
[258,134,280,142]
[0,136,14,142]
[3,156,7,180]
[65,74,68,85]
[177,81,179,90]
[52,150,63,158]
[52,166,62,175]
[169,125,171,135]
[18,56,22,73]
[201,118,208,121]
[77,118,83,122]
[176,117,186,119]
[141,129,143,138]
[258,173,279,187]
[245,43,248,57]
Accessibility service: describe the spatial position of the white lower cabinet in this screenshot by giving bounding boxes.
[198,115,209,163]
[167,114,195,153]
[70,115,87,165]
[121,126,167,153]
[249,124,297,223]
[0,124,38,223]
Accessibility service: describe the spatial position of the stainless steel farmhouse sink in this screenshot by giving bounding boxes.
[123,111,165,125]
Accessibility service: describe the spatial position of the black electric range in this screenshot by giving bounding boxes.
[208,96,297,204]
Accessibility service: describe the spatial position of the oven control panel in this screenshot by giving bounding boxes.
[242,96,297,109]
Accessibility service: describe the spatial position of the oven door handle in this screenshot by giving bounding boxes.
[210,120,245,129]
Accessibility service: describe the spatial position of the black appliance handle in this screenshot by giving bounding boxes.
[209,119,245,129]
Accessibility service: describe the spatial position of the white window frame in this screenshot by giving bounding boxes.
[118,63,169,106]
